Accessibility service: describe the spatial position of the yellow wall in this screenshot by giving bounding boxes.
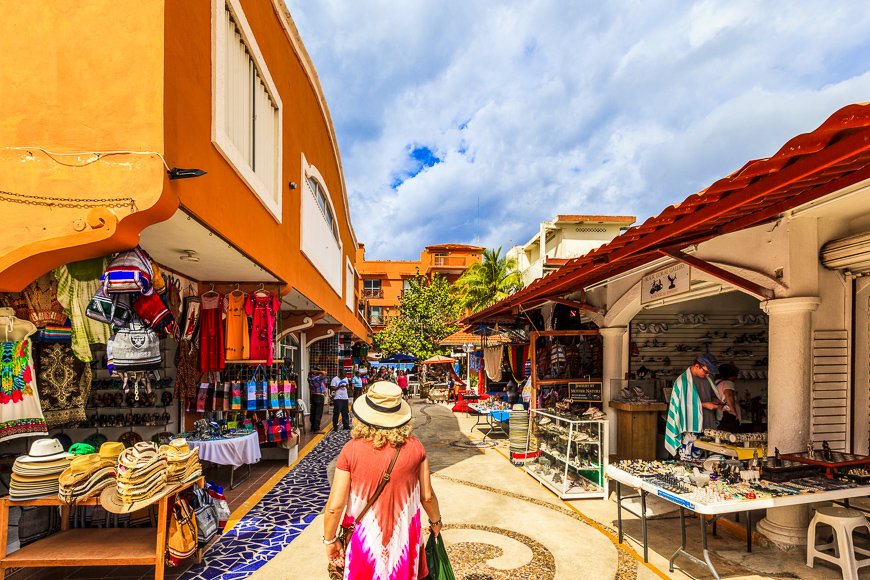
[164,0,367,339]
[0,1,173,291]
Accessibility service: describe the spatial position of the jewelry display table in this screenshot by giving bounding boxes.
[0,477,204,580]
[467,403,509,441]
[606,465,870,580]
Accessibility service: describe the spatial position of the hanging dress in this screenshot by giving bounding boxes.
[224,292,250,361]
[199,294,225,373]
[0,339,49,442]
[245,292,279,364]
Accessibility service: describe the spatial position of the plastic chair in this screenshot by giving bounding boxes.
[807,506,870,579]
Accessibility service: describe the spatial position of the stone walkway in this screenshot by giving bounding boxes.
[183,399,855,579]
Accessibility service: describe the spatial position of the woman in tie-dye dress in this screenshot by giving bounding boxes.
[324,381,442,579]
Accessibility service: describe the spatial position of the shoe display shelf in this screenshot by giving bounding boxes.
[631,312,769,385]
[525,409,608,499]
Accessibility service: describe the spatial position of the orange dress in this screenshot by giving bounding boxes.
[224,292,249,361]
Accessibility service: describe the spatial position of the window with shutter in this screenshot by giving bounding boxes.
[213,0,283,221]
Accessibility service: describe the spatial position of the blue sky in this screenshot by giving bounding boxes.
[286,1,870,260]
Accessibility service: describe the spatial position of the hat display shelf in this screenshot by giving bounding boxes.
[0,476,205,579]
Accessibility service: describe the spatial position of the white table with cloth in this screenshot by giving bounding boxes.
[188,431,261,489]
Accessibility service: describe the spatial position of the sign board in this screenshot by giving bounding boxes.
[641,263,690,305]
[568,381,602,402]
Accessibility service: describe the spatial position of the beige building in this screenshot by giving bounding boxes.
[508,215,635,286]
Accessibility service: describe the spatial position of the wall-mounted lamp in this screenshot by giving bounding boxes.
[167,167,207,180]
[289,181,297,190]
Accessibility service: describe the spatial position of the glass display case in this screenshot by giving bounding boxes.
[525,409,608,499]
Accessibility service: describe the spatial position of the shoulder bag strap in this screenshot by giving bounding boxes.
[354,446,401,525]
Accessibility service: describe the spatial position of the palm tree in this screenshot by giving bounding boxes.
[455,247,523,312]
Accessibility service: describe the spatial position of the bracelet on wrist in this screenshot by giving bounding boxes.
[428,518,442,526]
[322,535,339,545]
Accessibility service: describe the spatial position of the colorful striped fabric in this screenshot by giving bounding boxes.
[664,369,704,456]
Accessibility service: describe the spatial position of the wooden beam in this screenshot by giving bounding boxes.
[659,248,774,299]
[549,297,606,315]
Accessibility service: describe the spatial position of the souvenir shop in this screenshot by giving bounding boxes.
[0,236,303,574]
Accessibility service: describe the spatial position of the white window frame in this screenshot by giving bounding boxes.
[300,153,343,295]
[212,0,284,222]
[345,257,356,312]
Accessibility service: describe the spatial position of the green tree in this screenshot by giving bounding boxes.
[455,246,523,312]
[373,273,463,360]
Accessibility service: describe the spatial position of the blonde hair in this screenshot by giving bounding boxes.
[351,418,413,449]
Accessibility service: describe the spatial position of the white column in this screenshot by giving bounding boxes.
[600,326,628,454]
[299,331,309,414]
[756,296,820,548]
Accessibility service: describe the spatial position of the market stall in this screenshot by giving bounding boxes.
[606,458,870,579]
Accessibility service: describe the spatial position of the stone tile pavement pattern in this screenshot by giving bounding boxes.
[181,430,351,580]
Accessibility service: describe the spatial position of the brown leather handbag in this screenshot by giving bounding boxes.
[328,447,401,579]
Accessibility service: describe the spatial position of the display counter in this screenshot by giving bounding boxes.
[606,462,870,580]
[526,410,608,499]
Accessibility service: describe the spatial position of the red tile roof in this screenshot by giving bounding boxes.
[554,215,636,224]
[468,103,870,323]
[439,326,512,346]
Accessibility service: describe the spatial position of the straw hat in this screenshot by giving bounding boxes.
[58,452,117,502]
[353,381,412,429]
[100,442,170,514]
[159,439,202,485]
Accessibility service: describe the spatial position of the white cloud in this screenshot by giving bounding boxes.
[286,0,870,259]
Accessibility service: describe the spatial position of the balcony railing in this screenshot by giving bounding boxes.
[362,288,383,299]
[369,316,384,326]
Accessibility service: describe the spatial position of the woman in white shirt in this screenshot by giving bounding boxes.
[715,363,741,432]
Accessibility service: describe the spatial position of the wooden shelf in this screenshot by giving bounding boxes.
[4,528,156,567]
[0,477,204,579]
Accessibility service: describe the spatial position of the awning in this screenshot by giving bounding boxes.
[467,102,870,323]
[421,355,455,365]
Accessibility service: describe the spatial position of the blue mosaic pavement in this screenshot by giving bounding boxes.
[181,430,352,580]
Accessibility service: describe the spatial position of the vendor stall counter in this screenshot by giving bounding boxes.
[606,463,870,580]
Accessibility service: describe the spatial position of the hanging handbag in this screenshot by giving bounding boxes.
[268,376,281,409]
[196,381,209,413]
[206,484,230,530]
[327,447,401,580]
[166,497,198,566]
[102,246,154,295]
[222,380,232,411]
[189,487,219,547]
[246,367,260,411]
[86,287,133,328]
[231,380,242,411]
[110,317,161,371]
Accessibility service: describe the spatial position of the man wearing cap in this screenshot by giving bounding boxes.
[664,353,725,460]
[331,370,351,430]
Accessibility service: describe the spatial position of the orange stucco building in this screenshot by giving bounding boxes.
[1,1,368,373]
[355,243,483,329]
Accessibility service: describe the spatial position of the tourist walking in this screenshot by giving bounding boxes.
[396,369,408,400]
[331,370,351,430]
[323,381,442,579]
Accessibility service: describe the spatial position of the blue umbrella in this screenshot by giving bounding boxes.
[381,353,420,363]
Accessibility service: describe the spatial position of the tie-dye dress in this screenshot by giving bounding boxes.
[336,437,428,579]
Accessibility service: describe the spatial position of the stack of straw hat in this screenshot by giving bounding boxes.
[160,438,202,485]
[100,441,169,514]
[58,442,125,503]
[10,439,72,500]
